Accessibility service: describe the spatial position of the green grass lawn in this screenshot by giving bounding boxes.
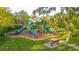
[0,37,77,51]
[0,28,79,51]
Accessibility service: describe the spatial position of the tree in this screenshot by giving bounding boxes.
[0,7,16,27]
[50,7,79,41]
[15,10,29,24]
[32,10,36,16]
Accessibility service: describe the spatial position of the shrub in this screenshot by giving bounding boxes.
[0,25,21,37]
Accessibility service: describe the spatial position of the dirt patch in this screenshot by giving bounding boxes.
[5,32,58,41]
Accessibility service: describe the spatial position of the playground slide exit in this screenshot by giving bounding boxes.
[15,25,26,34]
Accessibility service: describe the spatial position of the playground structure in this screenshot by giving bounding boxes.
[6,16,59,40]
[15,17,58,39]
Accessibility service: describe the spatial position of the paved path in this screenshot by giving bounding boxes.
[62,42,79,50]
[44,41,79,50]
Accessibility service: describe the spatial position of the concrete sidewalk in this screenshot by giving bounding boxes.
[44,41,79,50]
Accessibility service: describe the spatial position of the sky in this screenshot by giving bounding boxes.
[10,7,38,15]
[0,0,77,16]
[10,7,61,15]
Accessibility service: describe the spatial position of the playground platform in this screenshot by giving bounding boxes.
[5,32,58,41]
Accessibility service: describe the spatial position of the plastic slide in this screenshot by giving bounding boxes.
[15,25,26,34]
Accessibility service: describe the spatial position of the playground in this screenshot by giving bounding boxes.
[0,7,79,51]
[5,17,58,41]
[4,16,79,50]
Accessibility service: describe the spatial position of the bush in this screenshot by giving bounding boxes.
[6,25,21,32]
[0,27,7,37]
[0,25,21,37]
